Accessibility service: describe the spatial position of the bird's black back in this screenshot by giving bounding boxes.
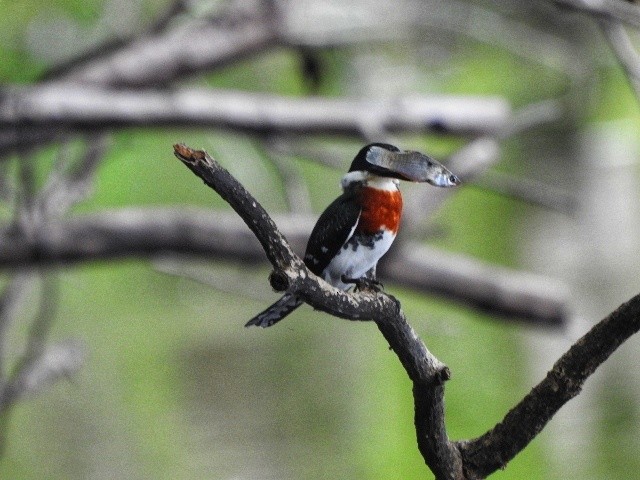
[303,187,362,276]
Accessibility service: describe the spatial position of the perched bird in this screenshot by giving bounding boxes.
[246,143,459,328]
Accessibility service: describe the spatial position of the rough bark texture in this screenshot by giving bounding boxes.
[174,143,640,479]
[458,293,640,477]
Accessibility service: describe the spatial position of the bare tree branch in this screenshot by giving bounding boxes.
[169,143,640,478]
[458,292,640,477]
[170,145,640,479]
[554,0,640,29]
[0,85,513,152]
[383,244,568,327]
[0,208,309,266]
[0,273,59,415]
[402,100,566,240]
[170,144,640,479]
[0,321,82,456]
[0,138,99,437]
[34,134,110,221]
[598,18,640,100]
[41,0,190,82]
[8,273,57,387]
[0,271,86,455]
[0,207,568,325]
[263,140,313,214]
[3,340,85,405]
[0,274,32,383]
[172,143,461,478]
[0,0,281,153]
[0,272,33,455]
[473,170,577,214]
[53,0,282,87]
[2,0,638,473]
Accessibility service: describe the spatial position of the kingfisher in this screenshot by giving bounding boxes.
[246,143,459,328]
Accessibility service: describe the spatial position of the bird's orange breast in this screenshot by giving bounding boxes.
[357,187,403,235]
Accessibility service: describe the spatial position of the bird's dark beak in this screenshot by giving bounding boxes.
[365,147,460,187]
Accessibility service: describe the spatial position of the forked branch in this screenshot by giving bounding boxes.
[173,143,640,479]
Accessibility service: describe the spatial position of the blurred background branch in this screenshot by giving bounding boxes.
[46,0,282,86]
[0,207,567,325]
[0,85,514,149]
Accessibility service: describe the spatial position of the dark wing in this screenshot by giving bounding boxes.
[304,189,361,276]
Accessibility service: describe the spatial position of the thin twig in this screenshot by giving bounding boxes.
[598,18,640,101]
[402,100,565,239]
[40,0,190,82]
[1,272,59,411]
[153,256,277,302]
[35,134,110,219]
[0,274,32,384]
[262,141,313,214]
[5,340,85,404]
[554,0,640,29]
[56,1,282,87]
[473,170,577,215]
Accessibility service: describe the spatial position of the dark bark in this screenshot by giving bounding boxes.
[458,293,640,477]
[172,143,640,479]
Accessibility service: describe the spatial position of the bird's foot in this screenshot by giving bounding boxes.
[341,275,384,292]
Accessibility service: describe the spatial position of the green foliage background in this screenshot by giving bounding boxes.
[1,1,638,479]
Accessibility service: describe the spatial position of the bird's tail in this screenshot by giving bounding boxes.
[245,293,304,328]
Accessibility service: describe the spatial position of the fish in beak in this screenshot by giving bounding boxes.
[365,145,460,187]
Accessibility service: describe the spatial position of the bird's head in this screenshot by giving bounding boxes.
[348,143,460,188]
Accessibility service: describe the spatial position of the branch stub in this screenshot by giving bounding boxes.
[269,269,290,292]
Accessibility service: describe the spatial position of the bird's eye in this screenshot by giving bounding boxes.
[450,175,457,183]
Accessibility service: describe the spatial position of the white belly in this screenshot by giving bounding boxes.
[322,230,396,290]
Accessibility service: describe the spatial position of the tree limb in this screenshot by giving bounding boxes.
[457,292,640,477]
[0,85,513,152]
[171,143,640,479]
[0,274,31,383]
[40,0,191,82]
[383,243,568,327]
[53,0,282,87]
[0,208,568,325]
[0,139,99,428]
[172,143,461,477]
[598,18,640,101]
[554,0,640,29]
